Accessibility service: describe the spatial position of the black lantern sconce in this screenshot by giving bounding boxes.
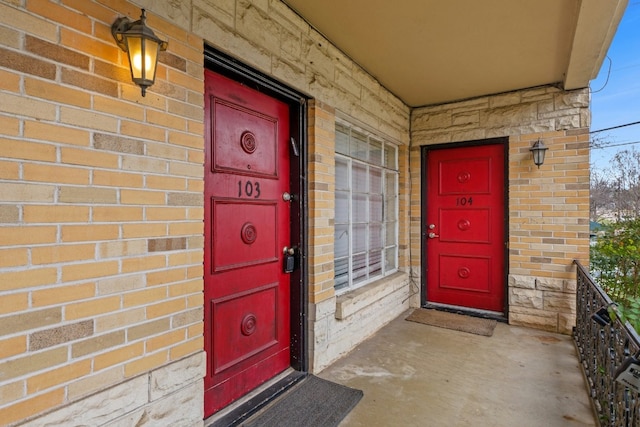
[529,139,548,169]
[111,9,167,96]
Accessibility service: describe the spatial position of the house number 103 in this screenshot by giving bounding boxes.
[238,180,261,198]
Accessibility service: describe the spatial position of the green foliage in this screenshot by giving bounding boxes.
[590,218,640,332]
[590,218,640,303]
[609,298,640,332]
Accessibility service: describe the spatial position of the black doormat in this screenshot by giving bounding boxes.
[406,308,497,337]
[243,375,363,427]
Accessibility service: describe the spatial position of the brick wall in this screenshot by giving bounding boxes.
[508,128,590,333]
[0,1,205,425]
[1,0,591,424]
[0,0,412,424]
[306,102,413,371]
[411,86,591,333]
[307,101,338,304]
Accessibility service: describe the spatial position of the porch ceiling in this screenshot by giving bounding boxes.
[283,0,627,107]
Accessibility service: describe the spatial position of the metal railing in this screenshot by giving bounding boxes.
[574,260,640,426]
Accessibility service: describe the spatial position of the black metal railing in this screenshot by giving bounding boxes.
[574,260,640,426]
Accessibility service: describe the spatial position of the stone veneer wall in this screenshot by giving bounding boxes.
[143,0,413,374]
[410,86,591,334]
[0,0,592,424]
[0,1,411,425]
[307,101,413,372]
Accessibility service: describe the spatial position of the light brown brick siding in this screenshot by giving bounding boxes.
[307,101,338,304]
[0,0,590,424]
[0,1,205,423]
[0,0,411,422]
[411,86,590,334]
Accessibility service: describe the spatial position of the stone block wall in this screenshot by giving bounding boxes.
[0,0,412,424]
[0,0,594,424]
[20,352,205,427]
[508,126,590,333]
[410,86,591,333]
[306,101,412,372]
[143,0,410,146]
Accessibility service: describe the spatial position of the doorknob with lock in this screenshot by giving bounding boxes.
[428,224,439,239]
[283,246,297,273]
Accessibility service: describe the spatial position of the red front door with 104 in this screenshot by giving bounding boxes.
[425,143,505,313]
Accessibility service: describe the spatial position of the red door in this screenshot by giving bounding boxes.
[425,143,505,313]
[204,70,291,415]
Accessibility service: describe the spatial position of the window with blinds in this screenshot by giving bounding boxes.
[334,122,399,293]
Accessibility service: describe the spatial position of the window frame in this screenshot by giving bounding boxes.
[334,121,399,294]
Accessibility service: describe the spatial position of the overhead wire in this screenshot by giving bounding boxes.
[592,140,640,150]
[591,121,640,134]
[588,55,640,142]
[587,5,640,156]
[590,56,612,94]
[589,122,640,149]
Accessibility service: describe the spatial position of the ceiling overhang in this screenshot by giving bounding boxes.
[564,0,627,89]
[283,0,627,107]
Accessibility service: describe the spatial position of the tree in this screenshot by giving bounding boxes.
[590,148,640,330]
[590,169,612,221]
[611,148,640,218]
[591,147,640,221]
[590,218,640,302]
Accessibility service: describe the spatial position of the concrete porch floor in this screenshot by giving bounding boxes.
[319,310,595,427]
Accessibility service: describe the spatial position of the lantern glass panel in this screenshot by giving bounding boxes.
[125,36,159,83]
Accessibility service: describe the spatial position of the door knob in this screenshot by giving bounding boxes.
[428,232,439,239]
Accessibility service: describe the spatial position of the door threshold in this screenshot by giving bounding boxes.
[204,369,306,427]
[422,302,507,322]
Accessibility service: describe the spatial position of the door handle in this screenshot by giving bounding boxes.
[428,232,439,239]
[283,246,296,273]
[282,192,297,202]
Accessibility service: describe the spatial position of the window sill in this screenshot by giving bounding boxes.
[335,271,408,320]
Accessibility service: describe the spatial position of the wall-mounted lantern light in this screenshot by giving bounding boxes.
[529,139,548,169]
[111,9,167,96]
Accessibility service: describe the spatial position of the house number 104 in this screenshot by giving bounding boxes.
[456,196,473,206]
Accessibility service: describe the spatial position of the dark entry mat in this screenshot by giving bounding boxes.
[244,375,363,427]
[406,308,497,337]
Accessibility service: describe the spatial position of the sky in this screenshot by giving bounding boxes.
[590,1,640,171]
